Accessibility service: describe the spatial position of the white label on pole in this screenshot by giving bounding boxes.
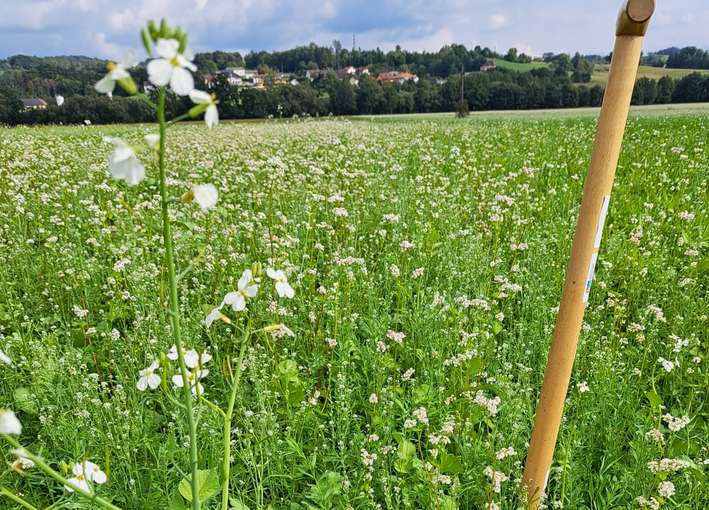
[583,252,598,304]
[542,469,550,496]
[594,195,610,249]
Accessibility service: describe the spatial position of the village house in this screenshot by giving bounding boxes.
[480,59,497,72]
[21,98,48,110]
[376,71,419,84]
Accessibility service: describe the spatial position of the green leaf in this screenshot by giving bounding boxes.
[440,496,458,510]
[14,387,38,415]
[168,492,188,510]
[397,438,416,462]
[179,469,220,503]
[492,321,503,335]
[645,390,662,409]
[229,497,250,510]
[437,451,464,474]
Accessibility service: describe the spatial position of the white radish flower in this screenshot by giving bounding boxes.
[189,90,219,128]
[172,369,209,397]
[147,39,196,96]
[103,137,145,185]
[264,323,295,338]
[10,448,35,472]
[66,461,107,493]
[204,306,224,328]
[0,409,22,434]
[95,52,137,97]
[144,133,160,149]
[192,183,218,211]
[0,349,11,365]
[266,268,295,298]
[55,95,65,106]
[222,269,259,312]
[136,361,161,391]
[183,349,212,369]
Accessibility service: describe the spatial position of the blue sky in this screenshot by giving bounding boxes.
[0,0,706,59]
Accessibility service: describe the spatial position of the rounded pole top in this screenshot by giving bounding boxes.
[617,0,655,35]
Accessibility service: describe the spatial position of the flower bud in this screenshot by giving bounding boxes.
[251,262,263,278]
[181,189,195,203]
[175,28,188,53]
[117,76,138,96]
[147,20,159,39]
[141,29,153,56]
[159,18,169,37]
[188,102,209,118]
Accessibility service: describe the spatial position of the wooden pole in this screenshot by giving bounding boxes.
[522,1,654,507]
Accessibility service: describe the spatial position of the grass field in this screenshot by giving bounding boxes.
[0,111,707,509]
[491,59,549,72]
[487,58,708,86]
[591,64,709,85]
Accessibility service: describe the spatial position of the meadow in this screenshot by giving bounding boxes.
[0,111,706,509]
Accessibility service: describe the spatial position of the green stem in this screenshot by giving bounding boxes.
[221,326,251,510]
[0,486,39,510]
[157,87,201,510]
[1,435,120,510]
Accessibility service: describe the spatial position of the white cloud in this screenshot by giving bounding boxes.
[0,0,706,59]
[488,14,508,31]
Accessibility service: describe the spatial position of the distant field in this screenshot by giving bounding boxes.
[487,59,708,86]
[491,58,548,72]
[360,102,709,121]
[591,64,709,84]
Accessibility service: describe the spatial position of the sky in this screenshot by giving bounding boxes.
[0,0,706,60]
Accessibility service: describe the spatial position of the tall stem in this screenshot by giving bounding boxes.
[221,327,250,509]
[157,87,201,510]
[1,435,120,510]
[0,486,39,510]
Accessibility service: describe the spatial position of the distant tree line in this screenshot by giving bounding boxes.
[3,70,708,125]
[1,44,708,125]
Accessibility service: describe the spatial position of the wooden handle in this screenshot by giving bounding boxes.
[617,0,655,35]
[521,2,653,508]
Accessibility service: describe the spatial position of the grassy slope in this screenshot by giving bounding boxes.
[591,64,709,84]
[491,58,549,72]
[488,58,708,86]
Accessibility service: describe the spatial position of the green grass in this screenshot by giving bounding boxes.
[491,58,549,72]
[591,64,709,84]
[358,102,709,120]
[0,113,707,509]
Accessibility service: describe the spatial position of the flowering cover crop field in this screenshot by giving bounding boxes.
[0,114,706,509]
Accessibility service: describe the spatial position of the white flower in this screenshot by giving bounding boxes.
[147,39,196,96]
[264,323,295,338]
[136,361,161,391]
[95,52,136,97]
[166,346,211,369]
[657,480,675,498]
[103,137,145,185]
[144,133,160,149]
[204,306,223,328]
[222,269,258,312]
[0,409,22,434]
[192,183,218,211]
[189,90,219,128]
[266,268,295,298]
[56,95,65,106]
[66,461,107,493]
[183,349,212,369]
[10,448,35,471]
[0,349,11,365]
[172,368,209,397]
